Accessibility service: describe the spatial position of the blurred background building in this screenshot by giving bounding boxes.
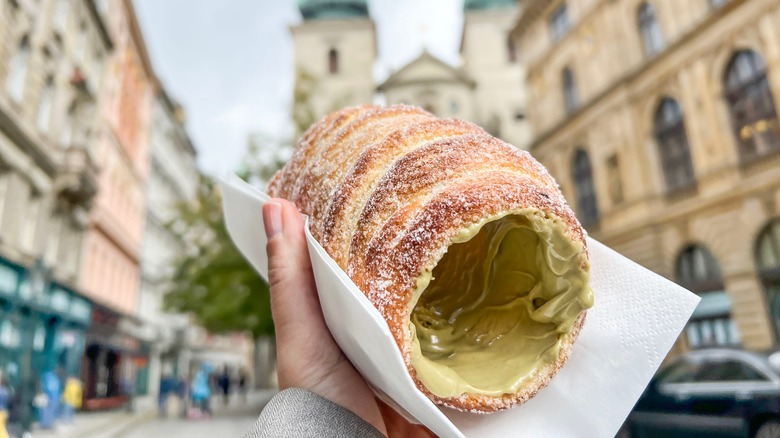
[293,0,532,150]
[291,0,376,125]
[137,87,199,407]
[512,0,780,357]
[0,0,252,428]
[378,50,479,121]
[0,0,107,422]
[78,0,154,410]
[461,0,530,149]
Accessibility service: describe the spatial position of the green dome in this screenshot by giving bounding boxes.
[464,0,516,11]
[298,0,369,20]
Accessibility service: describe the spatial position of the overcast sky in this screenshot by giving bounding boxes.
[134,0,464,175]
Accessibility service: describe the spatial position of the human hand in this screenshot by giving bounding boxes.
[262,198,434,437]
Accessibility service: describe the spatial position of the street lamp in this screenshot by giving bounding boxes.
[19,258,49,434]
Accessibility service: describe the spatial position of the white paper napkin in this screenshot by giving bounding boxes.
[220,175,699,438]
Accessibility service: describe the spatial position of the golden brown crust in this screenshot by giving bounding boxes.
[267,104,589,413]
[321,118,484,267]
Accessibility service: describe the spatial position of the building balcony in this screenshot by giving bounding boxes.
[54,145,99,216]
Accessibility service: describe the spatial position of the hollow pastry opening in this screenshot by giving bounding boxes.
[409,210,592,398]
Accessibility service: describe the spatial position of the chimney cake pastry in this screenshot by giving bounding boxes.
[267,104,594,413]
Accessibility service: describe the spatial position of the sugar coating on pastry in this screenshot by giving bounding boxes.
[268,104,594,413]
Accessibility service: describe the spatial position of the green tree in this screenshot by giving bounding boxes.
[163,174,274,338]
[164,68,321,339]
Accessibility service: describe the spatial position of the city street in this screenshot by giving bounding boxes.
[28,391,276,438]
[117,391,275,438]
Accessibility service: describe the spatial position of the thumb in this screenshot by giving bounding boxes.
[262,199,327,337]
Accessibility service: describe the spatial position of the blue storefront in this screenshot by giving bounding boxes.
[0,256,92,426]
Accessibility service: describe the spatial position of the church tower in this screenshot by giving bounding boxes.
[461,0,531,149]
[291,0,376,124]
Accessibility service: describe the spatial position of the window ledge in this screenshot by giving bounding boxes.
[739,146,780,173]
[665,181,699,202]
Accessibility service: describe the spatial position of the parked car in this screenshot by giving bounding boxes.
[620,349,780,438]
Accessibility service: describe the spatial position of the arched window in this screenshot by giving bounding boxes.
[724,50,780,162]
[677,245,739,348]
[562,67,578,114]
[486,114,501,138]
[507,35,517,63]
[757,220,780,340]
[6,35,31,101]
[60,102,76,147]
[654,98,695,191]
[328,48,339,75]
[710,0,728,9]
[54,0,70,32]
[37,76,55,133]
[572,149,599,227]
[638,2,664,56]
[76,20,88,63]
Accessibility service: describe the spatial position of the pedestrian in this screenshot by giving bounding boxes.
[218,367,231,405]
[158,372,173,418]
[238,369,248,404]
[191,364,212,418]
[122,375,135,413]
[177,375,189,419]
[0,375,10,438]
[60,376,82,424]
[38,370,61,430]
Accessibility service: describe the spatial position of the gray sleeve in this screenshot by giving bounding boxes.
[243,388,385,438]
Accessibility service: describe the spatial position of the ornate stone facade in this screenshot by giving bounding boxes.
[80,0,153,316]
[291,0,376,123]
[377,50,478,121]
[462,0,531,148]
[514,0,780,354]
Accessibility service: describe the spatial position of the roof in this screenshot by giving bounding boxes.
[123,0,158,91]
[465,0,517,11]
[298,0,369,20]
[377,50,476,92]
[511,0,554,40]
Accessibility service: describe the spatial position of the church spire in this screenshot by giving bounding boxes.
[464,0,516,11]
[298,0,369,20]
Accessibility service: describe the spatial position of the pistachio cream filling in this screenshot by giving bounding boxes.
[409,209,594,398]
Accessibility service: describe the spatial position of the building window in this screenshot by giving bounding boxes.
[60,103,75,147]
[606,154,623,205]
[6,35,31,102]
[37,76,55,133]
[449,99,459,114]
[638,2,664,57]
[572,148,599,227]
[514,111,525,121]
[757,220,780,342]
[724,50,780,163]
[654,98,695,192]
[486,114,501,138]
[53,0,69,32]
[328,48,339,75]
[0,171,10,230]
[76,20,87,63]
[677,245,739,348]
[21,193,40,252]
[507,35,517,63]
[562,67,579,114]
[549,4,570,42]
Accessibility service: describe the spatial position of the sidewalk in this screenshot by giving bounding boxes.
[208,389,276,418]
[116,390,277,438]
[28,405,156,438]
[23,390,276,438]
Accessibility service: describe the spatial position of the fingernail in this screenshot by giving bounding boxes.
[263,202,282,239]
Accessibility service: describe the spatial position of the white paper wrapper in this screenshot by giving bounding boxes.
[220,175,699,438]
